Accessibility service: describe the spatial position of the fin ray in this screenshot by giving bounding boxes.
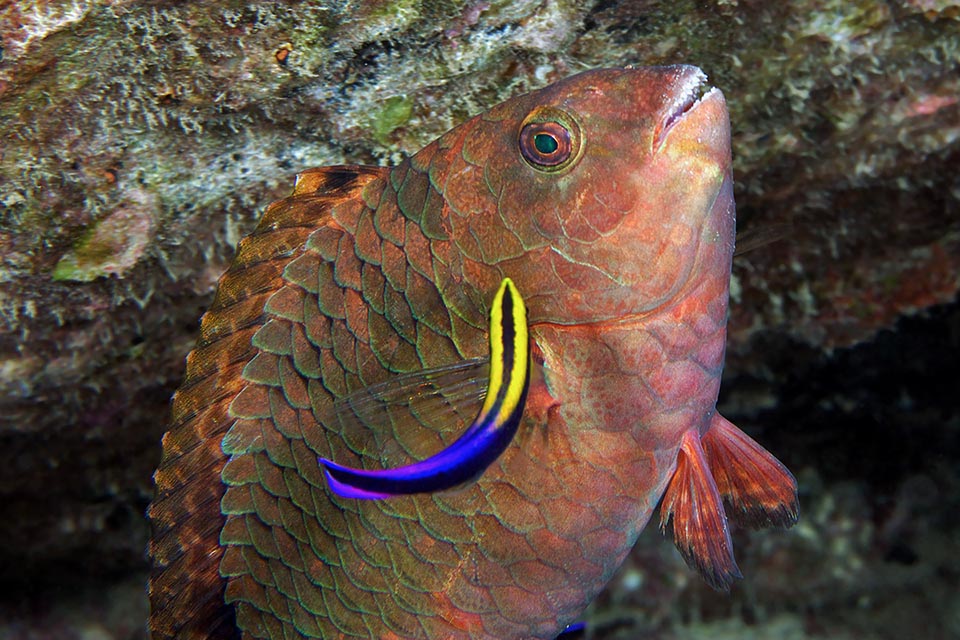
[329,357,489,436]
[702,414,799,529]
[660,428,741,591]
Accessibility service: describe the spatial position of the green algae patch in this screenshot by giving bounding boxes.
[372,95,414,145]
[53,190,158,282]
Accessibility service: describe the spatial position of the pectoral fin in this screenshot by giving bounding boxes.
[329,357,489,445]
[660,414,798,590]
[320,277,530,499]
[702,414,799,529]
[660,428,741,591]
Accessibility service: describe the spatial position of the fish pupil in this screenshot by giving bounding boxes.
[534,133,558,154]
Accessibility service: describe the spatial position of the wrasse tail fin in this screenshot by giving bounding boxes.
[660,428,741,591]
[702,414,799,529]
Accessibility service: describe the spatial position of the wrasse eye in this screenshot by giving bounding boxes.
[518,108,581,172]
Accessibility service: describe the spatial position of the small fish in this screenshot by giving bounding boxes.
[149,65,798,640]
[319,277,530,499]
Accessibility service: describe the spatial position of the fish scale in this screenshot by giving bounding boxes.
[150,66,798,639]
[220,179,515,637]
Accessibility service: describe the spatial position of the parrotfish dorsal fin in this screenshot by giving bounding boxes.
[148,165,390,639]
[660,414,799,590]
[702,414,799,529]
[291,165,369,196]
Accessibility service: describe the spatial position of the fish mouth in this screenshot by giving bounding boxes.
[654,70,719,151]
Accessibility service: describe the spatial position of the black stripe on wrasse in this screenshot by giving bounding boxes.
[319,278,530,500]
[486,282,516,424]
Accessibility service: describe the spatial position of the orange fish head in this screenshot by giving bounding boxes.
[441,65,735,325]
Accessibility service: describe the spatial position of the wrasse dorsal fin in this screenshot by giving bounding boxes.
[659,428,741,591]
[702,414,799,529]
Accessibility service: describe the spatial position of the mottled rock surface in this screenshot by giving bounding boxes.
[1,0,958,637]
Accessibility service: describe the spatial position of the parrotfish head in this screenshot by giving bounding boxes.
[434,65,735,325]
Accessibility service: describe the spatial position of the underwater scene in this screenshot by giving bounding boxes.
[1,2,958,639]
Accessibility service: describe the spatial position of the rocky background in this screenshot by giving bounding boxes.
[1,1,958,638]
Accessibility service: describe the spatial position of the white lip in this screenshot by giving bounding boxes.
[655,69,714,151]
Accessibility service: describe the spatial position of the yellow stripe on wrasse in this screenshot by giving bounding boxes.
[478,277,529,429]
[319,277,531,499]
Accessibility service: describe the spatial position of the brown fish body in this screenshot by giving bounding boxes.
[149,66,797,639]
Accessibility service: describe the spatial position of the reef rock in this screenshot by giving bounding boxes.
[1,1,958,637]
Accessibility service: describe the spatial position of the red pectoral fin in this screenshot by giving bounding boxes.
[702,414,799,529]
[660,429,741,591]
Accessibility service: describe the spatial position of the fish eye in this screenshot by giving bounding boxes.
[519,122,571,168]
[518,108,581,172]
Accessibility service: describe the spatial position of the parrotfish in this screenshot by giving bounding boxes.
[149,65,798,640]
